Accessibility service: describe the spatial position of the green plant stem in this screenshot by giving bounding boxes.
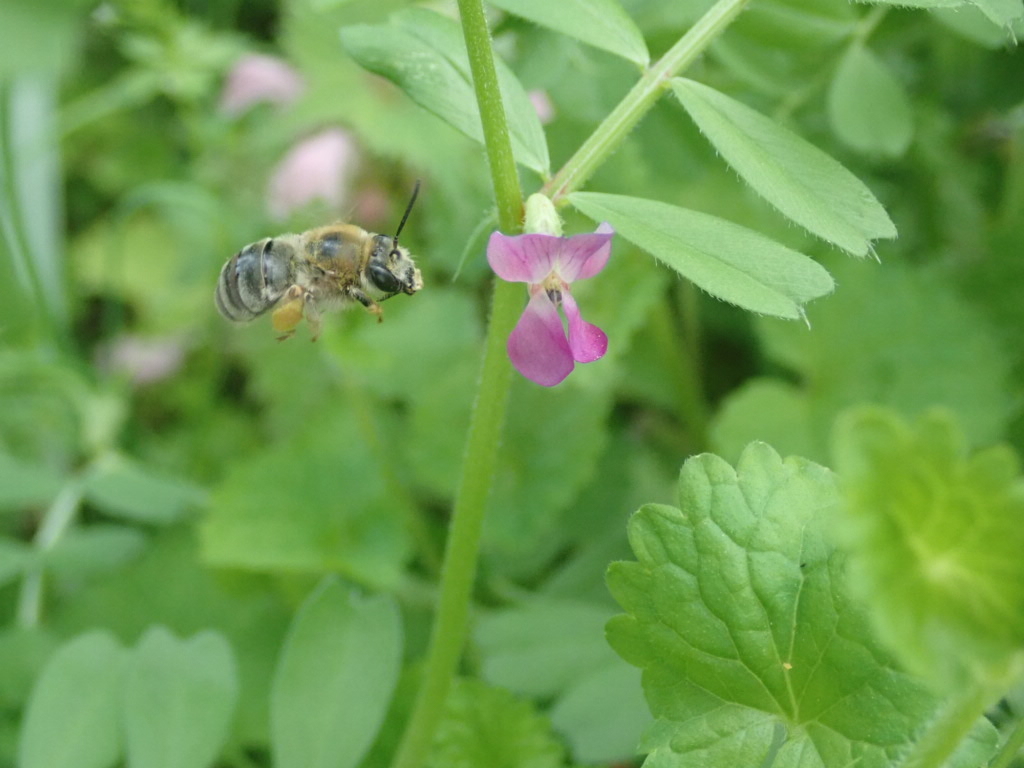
[898,682,997,768]
[542,0,752,204]
[991,715,1024,768]
[389,1,523,767]
[15,467,93,627]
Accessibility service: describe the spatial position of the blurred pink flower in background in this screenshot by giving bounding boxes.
[528,90,555,124]
[266,128,359,221]
[220,53,304,116]
[98,334,187,385]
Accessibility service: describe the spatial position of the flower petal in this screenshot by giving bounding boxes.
[508,291,575,386]
[220,54,304,116]
[562,290,608,363]
[487,233,560,283]
[553,224,613,282]
[266,128,357,221]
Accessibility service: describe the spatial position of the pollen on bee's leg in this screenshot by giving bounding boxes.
[272,296,305,339]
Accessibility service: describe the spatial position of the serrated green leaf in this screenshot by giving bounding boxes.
[828,45,913,157]
[18,631,126,768]
[831,407,1024,686]
[605,444,945,767]
[569,192,834,319]
[124,627,238,768]
[672,78,896,256]
[271,578,402,768]
[426,678,565,768]
[339,9,549,174]
[488,0,649,65]
[858,0,1023,24]
[84,454,205,525]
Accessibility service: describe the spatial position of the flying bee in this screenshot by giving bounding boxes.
[215,182,423,341]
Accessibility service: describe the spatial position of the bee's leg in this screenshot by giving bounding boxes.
[347,287,384,323]
[304,294,323,342]
[272,285,306,341]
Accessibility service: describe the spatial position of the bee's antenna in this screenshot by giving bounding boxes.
[392,180,421,249]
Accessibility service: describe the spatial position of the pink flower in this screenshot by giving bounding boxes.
[487,223,613,386]
[266,128,358,220]
[528,90,555,124]
[220,54,304,116]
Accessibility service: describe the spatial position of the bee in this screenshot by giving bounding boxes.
[215,182,423,340]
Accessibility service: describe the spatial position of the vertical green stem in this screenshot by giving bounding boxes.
[389,2,523,768]
[542,0,751,204]
[16,466,93,627]
[391,0,757,764]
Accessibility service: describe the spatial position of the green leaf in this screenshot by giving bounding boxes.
[124,627,238,768]
[671,78,896,256]
[858,0,1023,25]
[712,258,1015,464]
[339,9,549,175]
[486,380,614,579]
[0,451,62,511]
[18,631,126,768]
[827,45,913,157]
[606,444,944,768]
[710,380,816,464]
[42,525,147,579]
[201,404,410,588]
[426,678,565,768]
[930,5,1018,46]
[476,601,622,699]
[972,0,1024,25]
[84,454,205,525]
[569,192,834,319]
[548,661,649,763]
[487,0,649,65]
[831,407,1024,686]
[0,537,32,587]
[270,578,402,768]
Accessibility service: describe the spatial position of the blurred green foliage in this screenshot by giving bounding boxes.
[0,0,1022,765]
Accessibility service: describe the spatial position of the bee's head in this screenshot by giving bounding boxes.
[366,181,424,299]
[368,236,423,297]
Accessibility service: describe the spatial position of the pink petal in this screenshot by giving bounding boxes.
[487,233,561,284]
[554,224,613,282]
[528,90,555,124]
[266,128,358,221]
[562,290,607,363]
[508,291,575,386]
[220,54,304,116]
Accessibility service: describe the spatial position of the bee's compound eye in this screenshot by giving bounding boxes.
[369,263,401,293]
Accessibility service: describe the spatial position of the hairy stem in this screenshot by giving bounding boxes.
[389,1,523,767]
[542,0,752,204]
